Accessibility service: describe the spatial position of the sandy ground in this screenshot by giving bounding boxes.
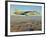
[10,15,42,32]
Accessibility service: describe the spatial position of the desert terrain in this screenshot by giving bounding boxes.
[10,14,42,32]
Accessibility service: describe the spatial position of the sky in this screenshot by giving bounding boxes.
[10,5,42,15]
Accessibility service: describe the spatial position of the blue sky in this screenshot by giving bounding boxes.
[10,5,42,14]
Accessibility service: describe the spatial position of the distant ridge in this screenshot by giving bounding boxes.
[13,10,40,16]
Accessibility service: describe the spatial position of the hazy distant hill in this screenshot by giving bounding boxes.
[14,10,40,16]
[23,11,40,16]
